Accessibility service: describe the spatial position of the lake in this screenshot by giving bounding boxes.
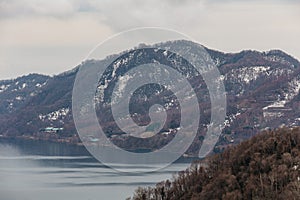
[0,139,195,200]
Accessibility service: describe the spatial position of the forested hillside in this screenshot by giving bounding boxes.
[131,127,300,200]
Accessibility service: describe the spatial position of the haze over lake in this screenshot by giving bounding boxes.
[0,139,192,200]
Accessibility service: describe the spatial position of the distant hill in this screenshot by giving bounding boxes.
[130,127,300,200]
[1,40,300,155]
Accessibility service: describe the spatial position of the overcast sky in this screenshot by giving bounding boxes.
[0,0,299,79]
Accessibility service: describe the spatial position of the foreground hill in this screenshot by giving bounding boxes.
[131,127,300,200]
[1,40,300,155]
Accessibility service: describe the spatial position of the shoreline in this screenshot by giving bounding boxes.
[0,134,84,146]
[0,134,199,161]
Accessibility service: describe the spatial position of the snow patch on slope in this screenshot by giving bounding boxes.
[39,108,70,122]
[263,77,300,110]
[0,84,10,93]
[227,66,271,84]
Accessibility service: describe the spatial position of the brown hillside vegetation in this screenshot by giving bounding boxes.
[130,127,300,200]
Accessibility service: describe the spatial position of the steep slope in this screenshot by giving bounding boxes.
[0,71,76,138]
[0,73,50,114]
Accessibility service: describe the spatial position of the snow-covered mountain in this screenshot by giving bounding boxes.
[1,40,300,155]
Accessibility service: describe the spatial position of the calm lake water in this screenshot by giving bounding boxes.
[0,139,195,200]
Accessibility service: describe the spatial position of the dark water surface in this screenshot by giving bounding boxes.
[0,139,194,200]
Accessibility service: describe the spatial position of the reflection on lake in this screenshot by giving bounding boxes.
[0,139,194,200]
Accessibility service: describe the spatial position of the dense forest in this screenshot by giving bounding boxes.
[129,127,300,200]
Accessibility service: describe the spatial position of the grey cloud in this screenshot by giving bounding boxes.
[0,0,300,80]
[0,0,94,18]
[0,0,205,25]
[86,0,207,31]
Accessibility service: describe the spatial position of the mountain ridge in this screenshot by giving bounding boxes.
[1,40,300,156]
